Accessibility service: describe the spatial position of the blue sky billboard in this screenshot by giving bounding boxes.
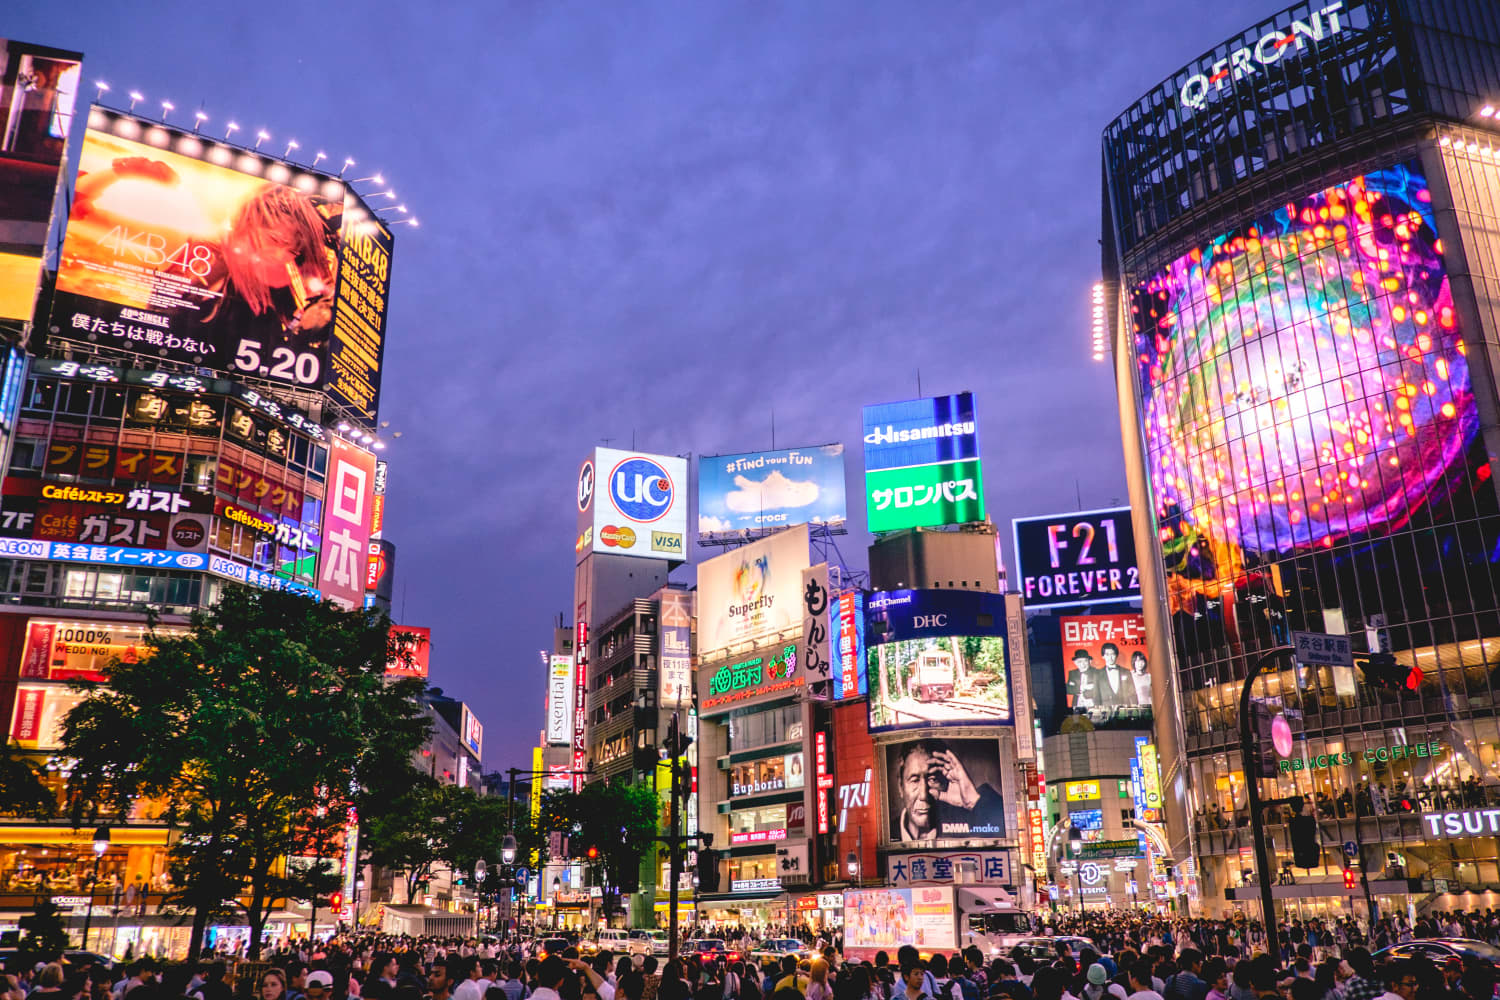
[698,444,846,540]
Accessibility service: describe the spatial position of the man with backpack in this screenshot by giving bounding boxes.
[1162,952,1207,1000]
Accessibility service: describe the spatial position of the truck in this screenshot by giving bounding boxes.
[842,885,1033,962]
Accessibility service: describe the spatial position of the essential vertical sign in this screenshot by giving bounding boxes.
[546,655,574,745]
[861,392,985,532]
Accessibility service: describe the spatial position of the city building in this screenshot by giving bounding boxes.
[1104,0,1500,917]
[420,692,484,791]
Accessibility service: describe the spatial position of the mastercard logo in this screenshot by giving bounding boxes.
[600,525,637,548]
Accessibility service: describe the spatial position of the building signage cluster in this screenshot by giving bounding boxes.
[861,392,985,532]
[1012,508,1140,609]
[698,444,847,539]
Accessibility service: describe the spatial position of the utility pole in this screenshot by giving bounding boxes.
[1239,645,1293,964]
[667,710,683,961]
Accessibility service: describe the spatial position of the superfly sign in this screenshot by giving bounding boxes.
[575,447,687,562]
[1179,2,1348,113]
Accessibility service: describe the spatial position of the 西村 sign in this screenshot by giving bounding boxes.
[1292,630,1353,667]
[700,642,804,715]
[862,392,985,532]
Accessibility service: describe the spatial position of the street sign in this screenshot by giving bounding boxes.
[1292,631,1353,667]
[1343,841,1358,858]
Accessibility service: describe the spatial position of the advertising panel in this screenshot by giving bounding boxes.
[867,590,1010,731]
[461,704,483,759]
[10,683,87,749]
[887,851,1011,887]
[862,392,984,532]
[1012,507,1140,610]
[659,589,692,709]
[729,753,805,796]
[386,625,431,679]
[699,641,802,716]
[0,39,82,320]
[698,444,846,538]
[325,194,393,427]
[318,437,376,609]
[546,655,574,745]
[19,618,181,682]
[578,447,688,561]
[801,563,831,691]
[834,701,878,879]
[829,589,866,699]
[0,476,215,552]
[885,736,1005,843]
[697,524,809,656]
[843,886,955,960]
[573,608,588,790]
[1059,613,1151,722]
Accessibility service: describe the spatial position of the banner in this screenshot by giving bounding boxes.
[801,563,831,691]
[318,437,376,608]
[326,199,392,426]
[547,654,574,745]
[19,618,178,682]
[697,524,809,655]
[1058,612,1151,722]
[659,590,693,709]
[885,736,1005,843]
[698,444,846,539]
[829,589,866,699]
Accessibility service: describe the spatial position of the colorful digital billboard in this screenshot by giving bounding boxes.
[0,39,82,321]
[698,444,846,539]
[319,437,376,609]
[829,589,866,699]
[866,590,1010,731]
[1131,160,1479,609]
[387,625,430,679]
[861,392,984,532]
[1058,612,1151,722]
[697,523,809,657]
[1012,507,1140,610]
[51,109,393,424]
[884,736,1005,843]
[575,447,688,562]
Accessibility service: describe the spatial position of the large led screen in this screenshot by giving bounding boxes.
[867,590,1010,731]
[698,444,847,539]
[1132,161,1479,609]
[1058,612,1151,724]
[862,393,985,533]
[884,735,1005,843]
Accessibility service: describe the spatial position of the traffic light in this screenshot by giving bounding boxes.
[1289,814,1321,869]
[1361,653,1423,691]
[696,849,720,893]
[586,845,599,860]
[662,722,693,759]
[330,892,343,911]
[1343,868,1357,890]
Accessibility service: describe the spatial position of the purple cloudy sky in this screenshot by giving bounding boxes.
[15,0,1271,768]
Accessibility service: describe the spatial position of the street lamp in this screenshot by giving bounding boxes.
[845,851,859,880]
[552,877,561,931]
[502,834,517,865]
[81,825,110,948]
[475,859,488,935]
[1068,824,1084,914]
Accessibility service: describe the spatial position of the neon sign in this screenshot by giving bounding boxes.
[1179,3,1348,113]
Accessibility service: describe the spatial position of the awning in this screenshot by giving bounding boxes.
[379,904,476,937]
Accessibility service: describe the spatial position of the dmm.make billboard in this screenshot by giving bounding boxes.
[0,38,82,321]
[697,523,809,658]
[698,444,846,539]
[866,589,1011,732]
[575,446,688,562]
[51,109,393,424]
[1012,507,1140,610]
[862,392,984,532]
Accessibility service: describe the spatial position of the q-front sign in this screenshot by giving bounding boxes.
[1180,3,1348,113]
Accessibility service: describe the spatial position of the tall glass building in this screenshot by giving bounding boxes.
[1104,0,1500,916]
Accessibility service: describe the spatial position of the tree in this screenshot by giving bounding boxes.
[363,782,514,904]
[0,741,54,819]
[537,780,659,913]
[61,589,431,958]
[17,900,68,964]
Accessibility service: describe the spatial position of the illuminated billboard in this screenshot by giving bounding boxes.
[1131,160,1479,609]
[658,589,693,709]
[1012,507,1139,610]
[19,618,182,683]
[884,736,1005,843]
[866,590,1011,731]
[844,887,956,961]
[546,654,574,745]
[461,704,483,759]
[1058,613,1151,723]
[861,393,984,532]
[51,109,394,423]
[319,437,376,609]
[698,444,846,539]
[387,625,430,679]
[829,589,866,700]
[696,523,809,657]
[0,39,82,321]
[575,447,688,562]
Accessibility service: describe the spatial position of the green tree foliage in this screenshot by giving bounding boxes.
[0,741,54,820]
[60,589,430,959]
[362,781,514,903]
[536,779,659,908]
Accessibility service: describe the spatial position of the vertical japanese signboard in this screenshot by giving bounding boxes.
[318,437,376,609]
[801,563,831,693]
[326,198,393,428]
[659,589,693,709]
[574,607,588,791]
[815,730,833,835]
[829,589,866,699]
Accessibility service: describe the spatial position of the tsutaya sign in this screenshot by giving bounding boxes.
[1424,810,1500,838]
[1180,2,1349,113]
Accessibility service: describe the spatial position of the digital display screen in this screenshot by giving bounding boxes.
[1132,160,1481,616]
[867,635,1010,731]
[884,736,1005,843]
[1059,613,1151,724]
[698,444,846,539]
[861,392,985,532]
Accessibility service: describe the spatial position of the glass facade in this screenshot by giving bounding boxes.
[1106,0,1500,910]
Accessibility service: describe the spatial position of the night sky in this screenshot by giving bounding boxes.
[13,0,1272,769]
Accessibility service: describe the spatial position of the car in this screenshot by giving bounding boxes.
[629,929,669,956]
[536,938,572,959]
[752,939,810,963]
[592,929,632,955]
[684,938,742,963]
[1008,936,1098,962]
[1375,939,1500,967]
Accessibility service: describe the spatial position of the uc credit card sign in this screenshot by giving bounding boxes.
[862,393,985,532]
[577,447,688,562]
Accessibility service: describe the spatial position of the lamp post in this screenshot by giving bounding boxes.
[354,876,365,928]
[81,825,109,949]
[1068,824,1083,914]
[475,859,488,935]
[552,877,561,931]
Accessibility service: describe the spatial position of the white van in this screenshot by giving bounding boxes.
[593,928,632,955]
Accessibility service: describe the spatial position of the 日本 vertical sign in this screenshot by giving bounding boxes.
[319,438,376,608]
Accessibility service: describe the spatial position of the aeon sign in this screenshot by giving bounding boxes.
[1179,3,1348,112]
[609,456,675,523]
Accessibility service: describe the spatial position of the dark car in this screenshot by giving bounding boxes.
[1375,939,1500,967]
[537,938,573,959]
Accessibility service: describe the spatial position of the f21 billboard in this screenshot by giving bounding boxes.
[862,392,985,533]
[866,589,1011,732]
[698,444,847,539]
[51,108,393,426]
[1012,507,1140,610]
[575,447,688,563]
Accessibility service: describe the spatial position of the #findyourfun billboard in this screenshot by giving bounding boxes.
[862,392,984,533]
[1012,507,1140,610]
[575,447,687,562]
[698,445,847,539]
[866,590,1011,731]
[697,523,810,657]
[0,39,82,320]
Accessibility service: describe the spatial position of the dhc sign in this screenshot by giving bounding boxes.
[1180,2,1348,113]
[1422,809,1500,838]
